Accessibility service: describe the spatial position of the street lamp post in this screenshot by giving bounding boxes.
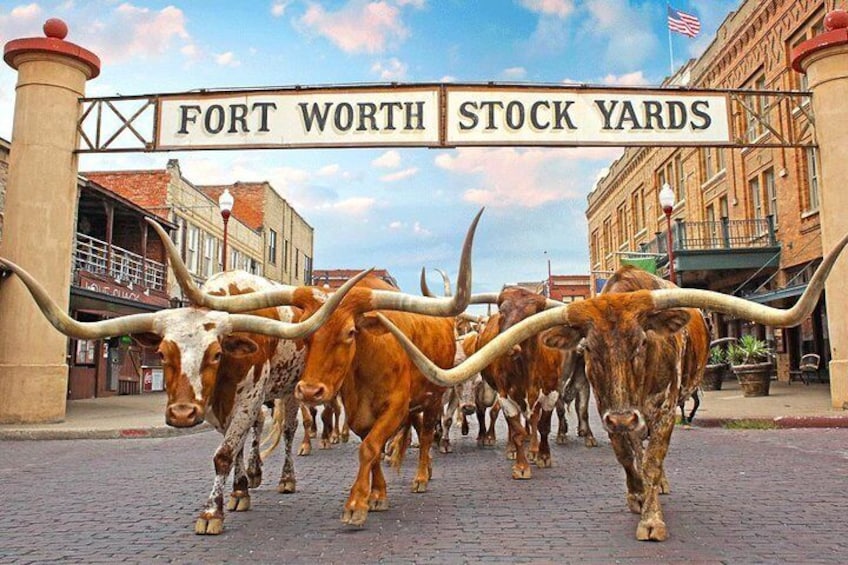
[218,188,234,271]
[659,182,676,285]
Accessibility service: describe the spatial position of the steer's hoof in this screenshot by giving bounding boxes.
[555,433,568,445]
[506,450,517,461]
[320,438,332,450]
[341,508,368,527]
[341,432,350,443]
[195,516,224,535]
[277,479,296,494]
[369,498,389,511]
[512,465,532,480]
[298,443,312,456]
[584,436,598,448]
[226,491,251,512]
[660,477,671,495]
[636,519,668,542]
[535,454,552,468]
[330,433,340,444]
[411,479,429,493]
[484,435,496,446]
[439,441,452,454]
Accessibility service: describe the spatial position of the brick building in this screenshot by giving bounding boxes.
[199,182,314,286]
[587,0,841,381]
[84,160,267,303]
[312,268,398,290]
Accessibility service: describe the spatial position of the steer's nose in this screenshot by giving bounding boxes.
[460,402,476,416]
[165,403,203,428]
[295,382,328,405]
[602,410,643,434]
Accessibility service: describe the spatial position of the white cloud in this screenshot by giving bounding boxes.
[582,0,659,69]
[518,0,574,18]
[388,220,404,229]
[412,221,431,236]
[371,57,407,80]
[380,167,418,182]
[298,1,409,54]
[502,66,527,80]
[372,150,401,169]
[435,147,619,208]
[215,51,241,67]
[321,196,376,216]
[440,75,457,83]
[317,164,341,176]
[601,70,650,86]
[271,1,290,17]
[0,3,43,44]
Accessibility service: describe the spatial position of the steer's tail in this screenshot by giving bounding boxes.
[385,421,412,471]
[260,398,285,461]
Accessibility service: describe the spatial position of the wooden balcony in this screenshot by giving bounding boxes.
[73,232,167,292]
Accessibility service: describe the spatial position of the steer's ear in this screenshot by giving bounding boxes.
[541,326,583,350]
[355,312,389,336]
[645,309,691,335]
[222,335,260,357]
[132,333,162,348]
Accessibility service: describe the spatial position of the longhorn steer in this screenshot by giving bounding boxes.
[378,230,848,541]
[0,220,361,536]
[292,209,481,527]
[554,341,596,447]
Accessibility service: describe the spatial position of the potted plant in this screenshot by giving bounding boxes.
[728,335,774,397]
[702,345,727,391]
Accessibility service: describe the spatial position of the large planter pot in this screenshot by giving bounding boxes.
[732,362,773,397]
[702,364,725,391]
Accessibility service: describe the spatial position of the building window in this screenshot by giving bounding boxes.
[283,240,290,272]
[719,196,729,219]
[630,187,645,232]
[186,224,200,274]
[805,147,820,212]
[591,229,600,266]
[749,176,762,219]
[616,205,628,247]
[788,13,825,92]
[304,255,312,284]
[295,248,300,277]
[204,235,216,277]
[744,73,768,142]
[268,229,278,265]
[764,168,777,227]
[674,154,685,197]
[602,217,612,259]
[702,147,714,181]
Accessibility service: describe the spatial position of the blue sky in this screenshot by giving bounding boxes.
[0,0,740,294]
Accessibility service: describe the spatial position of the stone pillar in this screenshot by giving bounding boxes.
[793,10,848,409]
[0,19,100,423]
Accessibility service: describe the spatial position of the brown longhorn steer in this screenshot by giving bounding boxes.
[292,209,482,527]
[0,220,363,536]
[377,230,848,541]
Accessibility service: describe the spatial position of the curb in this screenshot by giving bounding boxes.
[693,416,848,429]
[0,423,214,441]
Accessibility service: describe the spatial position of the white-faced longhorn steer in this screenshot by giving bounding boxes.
[377,231,848,541]
[0,219,364,535]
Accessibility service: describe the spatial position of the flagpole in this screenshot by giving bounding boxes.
[667,2,675,75]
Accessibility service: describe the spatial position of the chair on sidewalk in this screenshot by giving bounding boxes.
[790,353,821,385]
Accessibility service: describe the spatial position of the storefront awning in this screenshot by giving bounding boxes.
[746,284,808,304]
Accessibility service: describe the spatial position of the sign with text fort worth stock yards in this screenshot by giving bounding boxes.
[155,85,731,150]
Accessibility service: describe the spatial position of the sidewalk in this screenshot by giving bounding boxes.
[0,392,212,440]
[0,380,846,440]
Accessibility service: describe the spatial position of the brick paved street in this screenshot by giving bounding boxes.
[2,411,847,564]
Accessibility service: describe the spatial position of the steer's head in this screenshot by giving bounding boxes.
[497,287,548,358]
[541,293,691,435]
[134,308,265,428]
[294,285,375,406]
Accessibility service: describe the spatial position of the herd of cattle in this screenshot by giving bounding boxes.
[2,209,847,542]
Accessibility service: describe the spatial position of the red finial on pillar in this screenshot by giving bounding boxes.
[824,9,848,32]
[43,18,68,40]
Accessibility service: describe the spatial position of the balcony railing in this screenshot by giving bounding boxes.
[74,233,166,291]
[641,216,777,255]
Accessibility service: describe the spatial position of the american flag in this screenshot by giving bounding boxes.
[668,6,701,38]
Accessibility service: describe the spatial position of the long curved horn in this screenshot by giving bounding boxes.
[650,230,848,325]
[370,208,483,315]
[0,257,157,338]
[226,270,372,338]
[419,268,453,298]
[377,306,570,386]
[148,217,371,312]
[470,291,563,309]
[146,218,210,306]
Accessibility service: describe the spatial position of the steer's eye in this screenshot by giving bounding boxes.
[213,351,222,363]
